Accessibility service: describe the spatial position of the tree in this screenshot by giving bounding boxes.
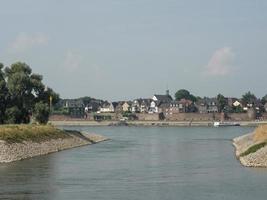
[175,89,196,102]
[241,91,257,106]
[261,94,267,105]
[0,63,8,123]
[217,94,227,113]
[3,62,59,124]
[33,102,50,124]
[5,106,22,124]
[78,96,92,106]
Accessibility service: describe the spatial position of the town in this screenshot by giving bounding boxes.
[51,89,267,122]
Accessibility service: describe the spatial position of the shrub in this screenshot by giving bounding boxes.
[240,142,267,157]
[34,102,50,124]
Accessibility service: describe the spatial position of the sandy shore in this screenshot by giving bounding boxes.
[0,131,108,163]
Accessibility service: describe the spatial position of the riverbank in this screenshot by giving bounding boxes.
[233,125,267,167]
[50,120,267,127]
[0,125,108,163]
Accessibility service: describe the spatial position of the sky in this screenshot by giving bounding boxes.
[1,0,267,101]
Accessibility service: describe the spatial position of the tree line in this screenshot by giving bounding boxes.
[174,89,267,113]
[0,62,59,124]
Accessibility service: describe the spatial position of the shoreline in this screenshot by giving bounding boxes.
[0,131,108,163]
[50,120,267,127]
[233,130,267,167]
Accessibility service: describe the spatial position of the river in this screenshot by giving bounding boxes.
[1,126,267,200]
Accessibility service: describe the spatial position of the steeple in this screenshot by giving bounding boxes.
[166,89,170,96]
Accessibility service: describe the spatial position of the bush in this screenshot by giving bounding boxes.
[5,106,22,124]
[34,102,50,124]
[240,142,267,157]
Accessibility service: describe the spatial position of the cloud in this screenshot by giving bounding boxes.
[205,47,235,76]
[63,50,83,72]
[8,32,48,53]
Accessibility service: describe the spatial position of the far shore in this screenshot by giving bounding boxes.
[50,120,267,127]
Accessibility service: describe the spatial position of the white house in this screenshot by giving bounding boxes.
[149,101,159,113]
[100,102,114,113]
[233,100,241,107]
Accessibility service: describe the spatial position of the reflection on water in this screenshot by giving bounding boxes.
[1,126,267,200]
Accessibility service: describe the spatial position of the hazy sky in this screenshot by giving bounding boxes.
[1,0,267,100]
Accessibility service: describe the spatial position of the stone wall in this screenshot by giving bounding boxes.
[227,113,250,121]
[50,112,258,122]
[136,113,160,121]
[165,113,221,121]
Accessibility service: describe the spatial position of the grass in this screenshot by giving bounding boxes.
[253,125,267,142]
[0,124,69,143]
[240,142,267,157]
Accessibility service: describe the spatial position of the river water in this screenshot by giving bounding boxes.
[1,126,267,200]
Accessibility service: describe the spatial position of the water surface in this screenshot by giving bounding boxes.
[1,126,267,200]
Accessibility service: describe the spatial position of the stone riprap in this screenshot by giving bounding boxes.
[0,131,108,163]
[233,132,267,167]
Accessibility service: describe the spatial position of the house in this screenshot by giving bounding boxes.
[100,101,115,113]
[160,102,178,116]
[196,98,218,113]
[149,92,173,113]
[265,103,267,112]
[122,101,131,112]
[63,99,85,117]
[177,99,194,113]
[152,94,173,104]
[140,99,151,113]
[233,100,242,107]
[149,100,159,113]
[85,100,103,113]
[206,98,219,113]
[131,99,141,113]
[196,99,208,114]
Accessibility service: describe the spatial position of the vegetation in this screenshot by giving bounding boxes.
[240,142,267,157]
[0,62,59,124]
[34,102,50,124]
[241,91,257,106]
[0,125,68,143]
[217,93,227,113]
[175,89,197,102]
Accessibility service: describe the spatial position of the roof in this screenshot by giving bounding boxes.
[158,102,170,108]
[178,98,192,105]
[101,101,113,108]
[153,95,173,103]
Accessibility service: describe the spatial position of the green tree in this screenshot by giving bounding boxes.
[261,95,267,105]
[217,94,227,113]
[175,89,196,102]
[78,96,92,106]
[4,62,59,124]
[33,102,50,124]
[241,91,257,106]
[0,63,8,123]
[5,106,22,124]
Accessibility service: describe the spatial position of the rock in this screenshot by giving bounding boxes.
[0,132,108,163]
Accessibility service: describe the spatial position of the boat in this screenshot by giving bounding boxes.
[213,121,240,127]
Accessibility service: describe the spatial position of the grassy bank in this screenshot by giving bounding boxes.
[0,125,68,143]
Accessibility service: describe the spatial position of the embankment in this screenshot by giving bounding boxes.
[0,125,108,163]
[233,125,267,167]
